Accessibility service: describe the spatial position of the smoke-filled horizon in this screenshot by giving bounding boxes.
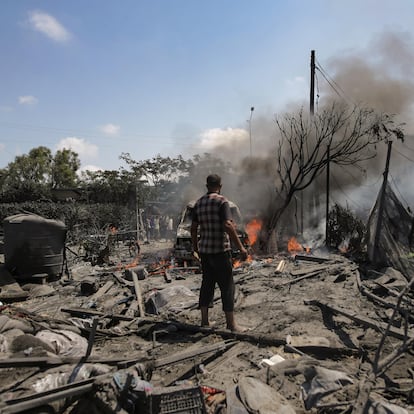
[183,29,414,233]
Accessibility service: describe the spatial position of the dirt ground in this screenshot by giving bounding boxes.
[0,238,413,413]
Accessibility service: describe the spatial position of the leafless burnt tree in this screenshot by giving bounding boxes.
[258,103,404,251]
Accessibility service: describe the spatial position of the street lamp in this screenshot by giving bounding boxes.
[249,106,254,158]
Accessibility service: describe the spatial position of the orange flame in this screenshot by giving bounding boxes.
[116,256,140,271]
[233,254,252,269]
[233,259,242,268]
[246,218,262,246]
[288,237,303,253]
[338,240,349,253]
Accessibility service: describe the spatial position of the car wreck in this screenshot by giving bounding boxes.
[173,200,250,267]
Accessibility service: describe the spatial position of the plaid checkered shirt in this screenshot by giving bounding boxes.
[193,192,231,254]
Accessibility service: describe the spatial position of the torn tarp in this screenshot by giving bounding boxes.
[146,285,198,315]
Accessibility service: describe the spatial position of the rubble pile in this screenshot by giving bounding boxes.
[0,235,412,414]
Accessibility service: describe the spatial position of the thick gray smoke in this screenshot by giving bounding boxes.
[180,30,414,240]
[322,30,414,215]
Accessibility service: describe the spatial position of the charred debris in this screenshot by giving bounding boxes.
[0,184,414,414]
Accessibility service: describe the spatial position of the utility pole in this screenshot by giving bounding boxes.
[300,50,316,235]
[310,50,315,116]
[325,145,330,246]
[370,140,393,265]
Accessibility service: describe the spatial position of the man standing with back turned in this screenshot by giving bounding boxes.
[191,174,248,332]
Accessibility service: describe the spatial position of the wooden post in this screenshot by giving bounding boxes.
[310,50,315,116]
[132,270,145,317]
[325,144,330,246]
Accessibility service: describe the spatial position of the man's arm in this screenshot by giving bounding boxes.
[224,220,248,260]
[191,221,199,254]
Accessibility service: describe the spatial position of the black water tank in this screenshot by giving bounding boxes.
[3,214,66,278]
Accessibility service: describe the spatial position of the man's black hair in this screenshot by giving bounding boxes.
[206,174,221,186]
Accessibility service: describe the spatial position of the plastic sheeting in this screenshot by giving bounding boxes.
[301,366,353,410]
[237,376,296,414]
[35,329,88,357]
[146,285,198,314]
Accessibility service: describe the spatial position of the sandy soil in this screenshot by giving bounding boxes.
[0,239,413,413]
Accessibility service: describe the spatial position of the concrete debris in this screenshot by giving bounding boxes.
[0,236,413,413]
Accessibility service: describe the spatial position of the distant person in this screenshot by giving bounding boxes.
[191,174,248,332]
[160,215,168,240]
[153,216,160,240]
[167,216,174,240]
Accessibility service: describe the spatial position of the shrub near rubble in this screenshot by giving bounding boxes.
[327,203,366,254]
[0,202,134,243]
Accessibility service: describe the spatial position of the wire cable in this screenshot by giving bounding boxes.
[315,72,320,113]
[336,164,382,188]
[394,148,414,163]
[315,66,343,98]
[330,172,366,210]
[401,142,414,154]
[315,59,357,106]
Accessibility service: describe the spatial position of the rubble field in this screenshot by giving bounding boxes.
[0,238,413,414]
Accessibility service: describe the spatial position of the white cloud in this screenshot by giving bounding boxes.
[100,123,121,136]
[28,10,71,43]
[18,95,38,105]
[199,127,248,150]
[56,137,98,160]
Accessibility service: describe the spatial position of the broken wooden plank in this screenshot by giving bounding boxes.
[61,307,134,321]
[153,339,238,368]
[164,268,172,283]
[274,270,325,288]
[131,271,145,317]
[168,321,356,356]
[90,280,114,300]
[1,378,95,414]
[204,342,245,373]
[0,353,149,369]
[294,254,331,263]
[290,264,330,276]
[306,299,412,340]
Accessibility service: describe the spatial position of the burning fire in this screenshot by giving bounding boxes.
[116,256,140,271]
[233,254,253,268]
[287,237,303,253]
[246,218,262,246]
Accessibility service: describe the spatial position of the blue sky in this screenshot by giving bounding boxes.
[1,0,414,172]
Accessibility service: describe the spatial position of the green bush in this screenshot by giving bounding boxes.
[0,202,134,244]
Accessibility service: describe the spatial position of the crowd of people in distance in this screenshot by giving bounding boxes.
[145,215,175,242]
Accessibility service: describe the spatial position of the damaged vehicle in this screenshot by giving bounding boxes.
[173,200,250,266]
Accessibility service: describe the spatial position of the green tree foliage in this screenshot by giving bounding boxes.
[0,146,81,201]
[51,149,81,188]
[79,169,134,204]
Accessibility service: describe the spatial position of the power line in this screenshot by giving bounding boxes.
[315,59,356,106]
[394,148,414,163]
[401,142,414,154]
[315,66,343,98]
[330,172,366,210]
[336,164,382,188]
